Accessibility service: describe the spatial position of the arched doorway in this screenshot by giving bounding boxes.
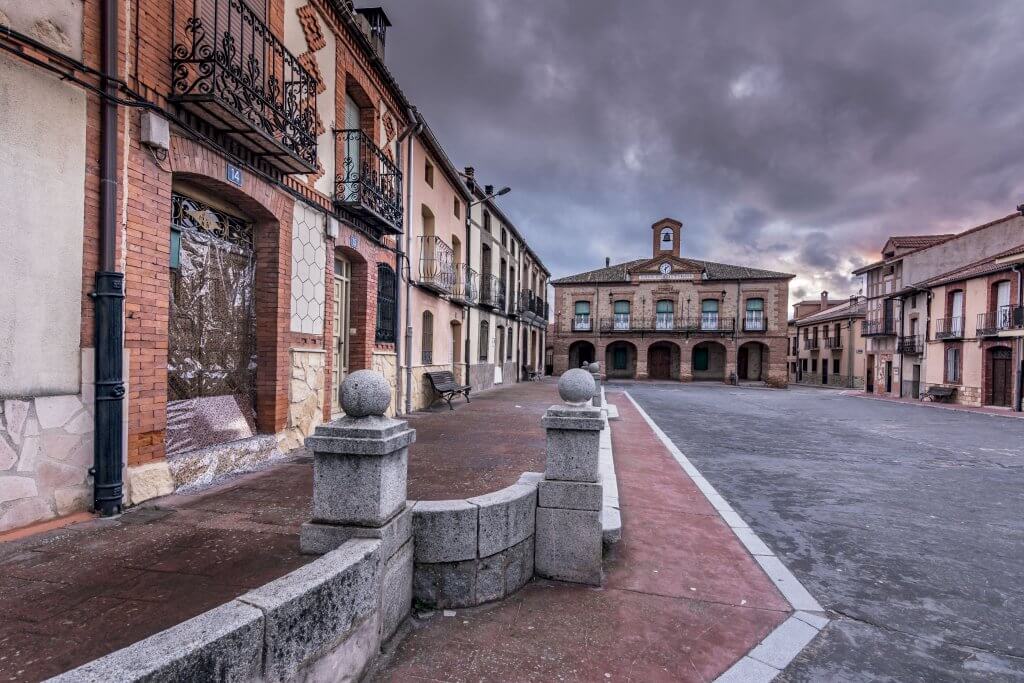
[692,341,726,381]
[568,340,596,369]
[986,346,1013,407]
[605,340,637,379]
[647,341,681,380]
[737,341,769,382]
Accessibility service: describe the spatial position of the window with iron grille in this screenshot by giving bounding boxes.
[507,327,513,360]
[375,263,397,343]
[422,311,433,364]
[479,320,489,361]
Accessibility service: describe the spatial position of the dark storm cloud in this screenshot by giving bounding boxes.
[381,0,1024,298]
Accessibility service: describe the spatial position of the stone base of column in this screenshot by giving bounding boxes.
[300,503,414,557]
[535,505,602,585]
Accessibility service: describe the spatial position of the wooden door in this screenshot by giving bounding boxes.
[737,346,749,380]
[989,348,1012,407]
[649,346,671,380]
[331,257,351,415]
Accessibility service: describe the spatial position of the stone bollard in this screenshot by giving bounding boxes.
[535,369,604,585]
[588,361,603,408]
[299,370,416,642]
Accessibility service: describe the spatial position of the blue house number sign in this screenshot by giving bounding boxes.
[226,164,243,186]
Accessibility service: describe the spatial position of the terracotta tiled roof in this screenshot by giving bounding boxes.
[887,234,956,250]
[551,258,794,285]
[794,298,866,325]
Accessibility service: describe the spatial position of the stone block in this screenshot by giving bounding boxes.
[475,552,506,604]
[468,483,536,557]
[238,539,381,682]
[52,600,264,682]
[301,503,413,559]
[535,507,602,586]
[412,499,478,563]
[0,475,37,503]
[34,395,82,430]
[293,612,380,683]
[379,539,413,642]
[505,535,535,595]
[312,448,408,527]
[307,416,415,456]
[538,479,602,511]
[517,471,543,486]
[412,558,476,609]
[544,429,601,483]
[125,460,175,506]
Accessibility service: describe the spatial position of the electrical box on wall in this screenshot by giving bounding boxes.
[141,111,170,151]
[327,216,340,239]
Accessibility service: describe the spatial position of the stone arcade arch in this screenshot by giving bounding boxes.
[737,341,769,382]
[605,340,638,379]
[568,340,596,369]
[692,341,726,381]
[647,341,682,380]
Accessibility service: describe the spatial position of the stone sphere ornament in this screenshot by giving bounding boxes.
[340,370,391,417]
[559,369,597,405]
[588,362,600,373]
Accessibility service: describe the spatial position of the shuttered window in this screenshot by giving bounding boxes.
[422,311,433,364]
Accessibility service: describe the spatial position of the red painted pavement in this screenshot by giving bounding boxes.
[373,391,790,682]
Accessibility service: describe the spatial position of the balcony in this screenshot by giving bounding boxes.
[825,337,843,349]
[451,264,477,304]
[935,316,964,340]
[596,316,736,335]
[977,305,1022,336]
[334,129,403,234]
[742,311,766,333]
[170,0,317,174]
[478,274,500,308]
[418,236,454,295]
[898,335,923,354]
[804,338,819,351]
[572,315,592,332]
[518,290,549,325]
[861,319,895,336]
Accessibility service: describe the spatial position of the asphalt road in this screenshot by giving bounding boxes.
[621,382,1024,682]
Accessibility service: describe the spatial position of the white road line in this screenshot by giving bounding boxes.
[623,390,828,682]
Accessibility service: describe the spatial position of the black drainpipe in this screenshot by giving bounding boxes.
[1016,265,1023,412]
[91,0,126,516]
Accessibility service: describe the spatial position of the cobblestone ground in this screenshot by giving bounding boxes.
[624,381,1024,681]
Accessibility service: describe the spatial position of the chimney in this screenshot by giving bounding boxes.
[605,257,610,267]
[484,184,494,196]
[463,166,475,192]
[354,7,392,60]
[820,291,829,310]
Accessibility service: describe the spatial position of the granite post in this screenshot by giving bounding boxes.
[535,369,604,585]
[299,370,416,642]
[588,361,603,408]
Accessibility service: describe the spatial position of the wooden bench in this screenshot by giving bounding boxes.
[921,385,955,403]
[426,371,471,410]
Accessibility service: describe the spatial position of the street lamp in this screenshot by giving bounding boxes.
[470,186,511,207]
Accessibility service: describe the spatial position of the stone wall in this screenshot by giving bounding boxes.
[409,364,454,412]
[372,352,399,417]
[411,476,538,609]
[468,362,495,393]
[279,349,326,451]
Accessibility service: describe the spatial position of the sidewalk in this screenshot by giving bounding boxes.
[845,390,1024,419]
[0,380,549,682]
[371,391,791,682]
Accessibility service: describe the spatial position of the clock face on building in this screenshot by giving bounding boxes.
[659,262,672,275]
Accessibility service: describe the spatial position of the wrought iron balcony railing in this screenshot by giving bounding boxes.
[977,306,1019,336]
[743,311,766,332]
[935,316,964,340]
[596,316,736,335]
[861,319,895,336]
[518,290,548,322]
[825,336,843,349]
[334,129,403,233]
[573,315,592,332]
[898,335,923,354]
[451,264,477,304]
[170,0,318,174]
[418,236,454,294]
[804,338,820,350]
[479,274,500,308]
[496,280,507,312]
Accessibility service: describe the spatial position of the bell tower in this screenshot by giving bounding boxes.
[651,218,682,258]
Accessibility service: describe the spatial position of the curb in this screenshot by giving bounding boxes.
[599,400,621,546]
[623,391,828,682]
[843,390,1024,421]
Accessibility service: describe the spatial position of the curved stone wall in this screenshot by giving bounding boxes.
[411,473,540,609]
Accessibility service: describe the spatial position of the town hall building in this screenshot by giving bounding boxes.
[550,219,793,384]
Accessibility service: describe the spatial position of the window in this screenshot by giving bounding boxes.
[834,323,841,340]
[424,159,434,187]
[833,358,840,374]
[660,227,673,251]
[421,311,434,364]
[574,301,591,331]
[507,327,513,360]
[811,358,818,372]
[744,298,764,331]
[453,197,461,219]
[801,358,808,371]
[483,211,492,232]
[613,300,631,330]
[945,346,961,383]
[949,289,964,336]
[701,299,719,330]
[479,320,489,361]
[656,300,674,330]
[501,228,507,247]
[375,263,397,343]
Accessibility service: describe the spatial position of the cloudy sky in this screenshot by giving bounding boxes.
[383,1,1024,301]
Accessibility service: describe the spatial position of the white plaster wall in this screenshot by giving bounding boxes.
[290,202,327,334]
[0,54,87,396]
[903,215,1024,286]
[0,0,84,59]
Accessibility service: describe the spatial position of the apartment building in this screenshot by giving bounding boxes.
[551,219,793,385]
[787,293,866,388]
[0,1,550,533]
[853,210,1024,409]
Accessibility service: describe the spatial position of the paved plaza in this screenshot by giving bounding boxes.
[626,381,1024,681]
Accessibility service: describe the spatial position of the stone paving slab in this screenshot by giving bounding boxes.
[371,391,791,682]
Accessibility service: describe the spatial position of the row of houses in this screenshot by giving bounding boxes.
[0,0,548,533]
[788,210,1024,412]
